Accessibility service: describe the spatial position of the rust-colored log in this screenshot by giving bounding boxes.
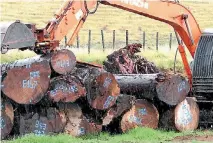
[1,100,14,139]
[120,99,159,133]
[19,108,66,136]
[76,60,103,69]
[1,59,51,104]
[73,68,120,110]
[48,76,86,102]
[50,49,76,75]
[103,94,136,126]
[156,74,190,106]
[159,109,176,130]
[59,103,102,137]
[174,97,199,132]
[115,73,190,105]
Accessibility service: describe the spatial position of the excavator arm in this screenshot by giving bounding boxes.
[42,0,202,83]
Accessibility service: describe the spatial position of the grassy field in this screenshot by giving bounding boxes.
[4,128,213,143]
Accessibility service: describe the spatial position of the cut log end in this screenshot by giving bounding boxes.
[87,72,120,110]
[156,74,190,106]
[1,100,14,139]
[175,97,199,132]
[51,49,76,75]
[2,60,51,104]
[48,76,86,103]
[121,99,159,133]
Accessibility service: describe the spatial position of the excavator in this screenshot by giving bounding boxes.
[1,0,213,101]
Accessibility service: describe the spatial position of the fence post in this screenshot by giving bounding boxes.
[156,32,159,51]
[126,30,128,46]
[88,30,91,54]
[76,35,79,49]
[101,30,105,52]
[143,31,146,50]
[113,30,115,49]
[169,33,172,50]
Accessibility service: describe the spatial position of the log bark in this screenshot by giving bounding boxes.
[174,97,199,132]
[159,109,176,130]
[59,103,102,137]
[1,100,14,139]
[115,73,190,105]
[19,108,66,136]
[50,49,76,75]
[103,94,136,126]
[120,99,159,133]
[1,59,51,104]
[48,75,86,102]
[73,68,120,110]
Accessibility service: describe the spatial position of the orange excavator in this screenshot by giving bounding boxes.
[1,0,212,100]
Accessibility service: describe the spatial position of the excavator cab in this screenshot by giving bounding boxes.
[0,20,36,54]
[192,29,213,98]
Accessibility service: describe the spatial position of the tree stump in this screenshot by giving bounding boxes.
[175,97,199,132]
[1,59,51,104]
[48,76,86,102]
[156,74,190,106]
[120,99,159,133]
[19,108,66,136]
[50,49,76,75]
[1,100,14,139]
[103,94,136,126]
[60,103,102,137]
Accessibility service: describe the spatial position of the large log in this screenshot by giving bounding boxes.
[50,49,76,75]
[174,97,199,132]
[115,73,190,105]
[1,100,14,139]
[74,68,120,110]
[59,103,102,137]
[103,94,136,126]
[120,99,159,133]
[48,75,86,102]
[1,58,51,104]
[19,108,66,136]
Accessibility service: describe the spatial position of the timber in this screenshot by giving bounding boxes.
[48,75,86,102]
[120,99,159,133]
[1,59,51,104]
[1,100,14,139]
[174,97,200,132]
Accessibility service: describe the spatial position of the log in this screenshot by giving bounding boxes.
[120,99,159,133]
[19,108,66,136]
[115,73,190,105]
[103,94,136,126]
[50,49,76,75]
[1,100,14,139]
[48,75,86,102]
[59,103,102,137]
[174,97,199,132]
[1,59,51,104]
[159,109,176,130]
[73,68,120,110]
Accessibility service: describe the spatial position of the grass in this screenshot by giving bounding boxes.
[4,128,213,143]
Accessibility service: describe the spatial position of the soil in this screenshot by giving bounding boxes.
[172,135,213,142]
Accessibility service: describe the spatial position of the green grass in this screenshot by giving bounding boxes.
[4,128,213,143]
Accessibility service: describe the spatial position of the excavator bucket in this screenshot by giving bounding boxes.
[0,20,36,54]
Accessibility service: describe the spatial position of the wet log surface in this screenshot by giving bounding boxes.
[1,100,14,139]
[120,99,159,133]
[103,43,159,74]
[59,103,102,137]
[175,97,200,132]
[48,75,86,102]
[1,60,51,104]
[50,49,76,75]
[19,108,66,136]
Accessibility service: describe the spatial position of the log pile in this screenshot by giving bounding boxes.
[0,46,200,140]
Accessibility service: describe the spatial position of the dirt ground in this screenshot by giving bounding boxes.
[172,135,213,142]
